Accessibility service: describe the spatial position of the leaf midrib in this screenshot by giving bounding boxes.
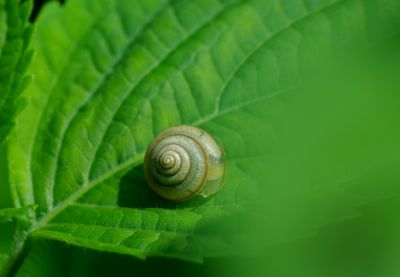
[33,154,144,231]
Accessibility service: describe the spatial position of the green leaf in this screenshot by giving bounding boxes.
[0,205,36,223]
[5,0,400,274]
[0,0,33,144]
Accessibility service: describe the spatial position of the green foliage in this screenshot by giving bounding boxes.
[0,0,33,144]
[1,0,400,276]
[0,205,36,223]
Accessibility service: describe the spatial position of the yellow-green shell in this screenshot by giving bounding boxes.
[144,125,226,201]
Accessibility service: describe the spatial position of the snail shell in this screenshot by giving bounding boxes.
[144,125,226,201]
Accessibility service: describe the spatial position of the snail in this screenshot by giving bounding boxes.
[144,125,226,201]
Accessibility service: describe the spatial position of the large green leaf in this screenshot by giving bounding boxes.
[4,0,400,274]
[0,0,32,144]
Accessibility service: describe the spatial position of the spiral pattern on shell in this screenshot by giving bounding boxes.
[144,126,226,201]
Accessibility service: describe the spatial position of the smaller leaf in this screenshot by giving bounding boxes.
[0,205,37,223]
